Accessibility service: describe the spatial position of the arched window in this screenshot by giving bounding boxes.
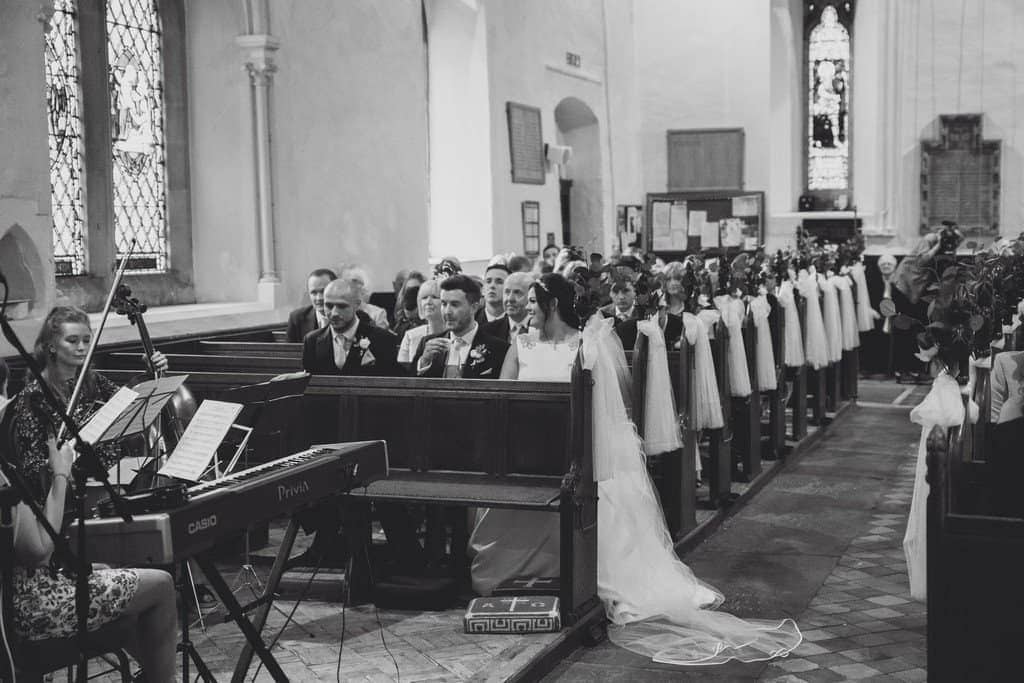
[44,0,191,308]
[805,2,854,203]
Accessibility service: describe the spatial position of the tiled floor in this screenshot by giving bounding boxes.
[758,455,926,682]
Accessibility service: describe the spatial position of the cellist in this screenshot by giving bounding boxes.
[8,305,168,503]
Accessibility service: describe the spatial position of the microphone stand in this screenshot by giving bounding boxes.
[0,293,133,683]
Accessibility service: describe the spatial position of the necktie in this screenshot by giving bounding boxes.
[444,337,465,378]
[334,335,351,371]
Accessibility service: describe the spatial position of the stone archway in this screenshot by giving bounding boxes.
[554,97,602,253]
[0,224,43,319]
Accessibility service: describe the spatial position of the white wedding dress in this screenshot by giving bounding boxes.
[472,319,802,665]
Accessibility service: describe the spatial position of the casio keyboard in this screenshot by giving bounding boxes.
[71,440,388,565]
[69,440,388,683]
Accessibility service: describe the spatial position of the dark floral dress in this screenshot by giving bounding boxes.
[5,376,141,640]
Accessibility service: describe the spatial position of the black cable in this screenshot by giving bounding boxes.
[249,558,322,682]
[334,598,346,683]
[366,548,399,683]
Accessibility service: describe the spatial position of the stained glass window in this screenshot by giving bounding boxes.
[107,0,168,272]
[46,0,87,276]
[808,5,850,191]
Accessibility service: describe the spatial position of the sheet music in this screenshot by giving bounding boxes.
[158,400,243,482]
[79,387,138,445]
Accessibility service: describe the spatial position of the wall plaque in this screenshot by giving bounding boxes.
[920,114,1000,236]
[506,102,545,185]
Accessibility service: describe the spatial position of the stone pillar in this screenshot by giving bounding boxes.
[236,32,283,306]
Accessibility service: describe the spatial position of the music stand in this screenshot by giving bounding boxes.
[216,373,311,433]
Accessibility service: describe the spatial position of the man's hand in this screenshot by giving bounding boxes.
[420,337,451,364]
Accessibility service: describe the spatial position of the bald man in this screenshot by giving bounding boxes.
[302,279,400,376]
[480,271,534,343]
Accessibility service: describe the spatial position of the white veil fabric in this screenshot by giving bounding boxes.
[638,317,683,457]
[776,280,806,368]
[682,312,724,430]
[902,372,966,601]
[819,273,843,363]
[797,268,830,370]
[714,295,752,397]
[582,316,803,665]
[848,262,875,333]
[833,273,860,351]
[749,293,778,392]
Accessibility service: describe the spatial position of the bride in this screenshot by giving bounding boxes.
[470,273,802,665]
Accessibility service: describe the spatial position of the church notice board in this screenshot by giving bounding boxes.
[506,102,545,185]
[645,190,764,259]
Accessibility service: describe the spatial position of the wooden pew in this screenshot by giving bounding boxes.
[926,418,1024,682]
[101,351,302,373]
[196,341,303,358]
[630,331,698,539]
[707,322,733,506]
[732,313,760,482]
[102,368,600,626]
[789,294,809,441]
[841,279,861,401]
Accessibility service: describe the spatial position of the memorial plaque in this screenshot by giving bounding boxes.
[921,115,1000,236]
[506,102,545,185]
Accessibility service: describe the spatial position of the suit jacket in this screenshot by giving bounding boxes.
[413,329,509,379]
[475,308,505,327]
[615,313,683,351]
[990,350,1024,424]
[287,305,319,343]
[302,311,401,376]
[479,316,529,344]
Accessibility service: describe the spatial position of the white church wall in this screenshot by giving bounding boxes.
[188,0,430,308]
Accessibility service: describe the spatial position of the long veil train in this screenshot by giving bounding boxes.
[581,315,802,665]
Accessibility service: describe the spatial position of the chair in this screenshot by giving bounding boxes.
[6,611,135,682]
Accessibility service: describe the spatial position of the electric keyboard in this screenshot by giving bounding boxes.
[70,440,388,565]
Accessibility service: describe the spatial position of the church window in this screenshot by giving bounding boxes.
[46,0,88,276]
[107,0,168,272]
[806,3,853,194]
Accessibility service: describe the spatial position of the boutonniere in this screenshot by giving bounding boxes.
[468,344,488,366]
[357,337,371,351]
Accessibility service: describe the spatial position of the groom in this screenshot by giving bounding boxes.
[414,274,509,378]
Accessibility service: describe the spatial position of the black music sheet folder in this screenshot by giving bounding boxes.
[94,375,189,444]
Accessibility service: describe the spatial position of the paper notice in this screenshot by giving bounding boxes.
[720,218,744,247]
[158,400,244,482]
[669,202,688,235]
[78,387,139,445]
[652,201,672,249]
[692,211,716,248]
[732,195,760,217]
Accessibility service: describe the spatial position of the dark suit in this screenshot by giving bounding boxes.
[616,313,683,350]
[302,311,401,376]
[413,329,509,379]
[287,305,319,343]
[479,316,529,344]
[475,309,505,327]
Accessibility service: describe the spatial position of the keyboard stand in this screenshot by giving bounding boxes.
[177,561,217,683]
[227,516,302,682]
[187,519,299,683]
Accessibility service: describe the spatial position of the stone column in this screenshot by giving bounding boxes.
[236,32,283,306]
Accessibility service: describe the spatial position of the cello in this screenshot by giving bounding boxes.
[111,284,198,488]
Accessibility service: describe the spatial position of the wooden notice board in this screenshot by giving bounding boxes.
[507,102,545,185]
[645,190,764,260]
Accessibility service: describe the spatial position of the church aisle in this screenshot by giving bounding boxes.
[545,402,927,682]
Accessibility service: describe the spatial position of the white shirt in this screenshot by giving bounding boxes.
[615,304,636,321]
[485,309,504,323]
[331,319,360,368]
[418,322,479,373]
[507,316,529,337]
[315,310,327,329]
[398,324,430,364]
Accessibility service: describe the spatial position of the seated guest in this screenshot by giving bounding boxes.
[481,272,533,343]
[507,254,533,273]
[397,278,444,371]
[616,263,684,350]
[475,259,508,325]
[341,266,390,328]
[392,270,425,337]
[991,350,1024,424]
[600,276,639,324]
[286,267,336,342]
[302,279,400,376]
[414,274,509,379]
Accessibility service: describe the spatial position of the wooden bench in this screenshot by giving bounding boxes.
[196,340,303,358]
[101,351,302,373]
[926,415,1024,681]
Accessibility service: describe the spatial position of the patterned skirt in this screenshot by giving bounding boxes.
[12,565,139,640]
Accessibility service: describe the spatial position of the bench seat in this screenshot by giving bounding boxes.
[351,470,562,508]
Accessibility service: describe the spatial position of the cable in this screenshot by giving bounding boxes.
[334,599,346,683]
[0,586,16,683]
[249,558,322,682]
[366,549,399,683]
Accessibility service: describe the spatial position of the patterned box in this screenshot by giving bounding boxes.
[464,595,561,634]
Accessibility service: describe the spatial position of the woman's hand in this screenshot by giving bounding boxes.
[47,437,74,479]
[149,350,169,373]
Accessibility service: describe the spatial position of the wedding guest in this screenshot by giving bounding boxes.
[475,259,508,325]
[481,272,534,343]
[392,269,425,337]
[617,262,683,350]
[397,278,444,371]
[302,279,400,376]
[341,266,390,328]
[600,277,638,324]
[507,254,533,273]
[991,350,1024,424]
[541,244,560,269]
[286,268,336,342]
[414,274,509,379]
